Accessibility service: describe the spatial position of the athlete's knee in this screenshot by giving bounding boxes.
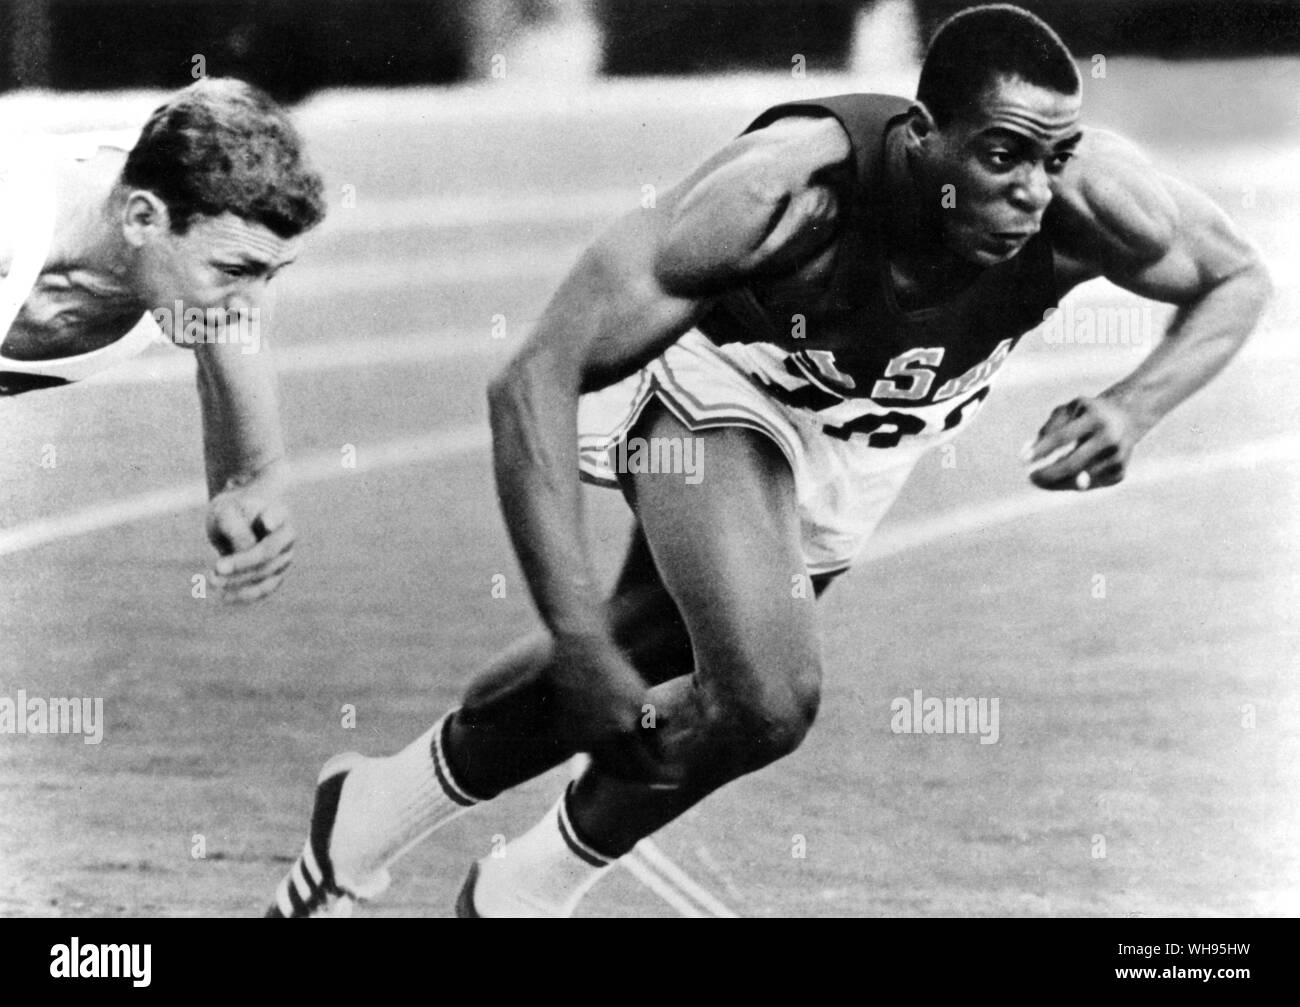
[738,665,821,761]
[701,656,823,773]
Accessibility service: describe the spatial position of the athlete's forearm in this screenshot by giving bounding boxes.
[489,225,702,639]
[195,340,288,499]
[487,204,715,640]
[1102,263,1272,437]
[488,354,607,640]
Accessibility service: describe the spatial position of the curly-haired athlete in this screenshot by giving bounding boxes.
[268,4,1271,916]
[1,77,325,601]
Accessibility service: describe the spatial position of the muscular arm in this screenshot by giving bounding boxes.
[193,308,294,601]
[488,215,697,639]
[489,115,849,645]
[1030,130,1272,487]
[195,335,286,500]
[1096,177,1271,438]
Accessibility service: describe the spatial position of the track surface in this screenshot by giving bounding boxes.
[2,61,1298,917]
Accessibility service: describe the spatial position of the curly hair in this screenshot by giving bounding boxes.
[917,4,1081,128]
[123,77,326,237]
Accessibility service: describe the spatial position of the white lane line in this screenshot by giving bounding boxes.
[81,330,505,387]
[3,396,1297,919]
[614,429,1298,919]
[317,187,1300,238]
[0,483,210,558]
[861,431,1300,565]
[634,839,740,919]
[287,247,576,296]
[2,432,1294,921]
[619,852,709,919]
[273,249,1300,299]
[0,426,488,556]
[616,429,1299,919]
[5,400,1298,565]
[6,370,1297,565]
[319,190,632,234]
[566,753,731,917]
[92,336,1128,388]
[74,319,1300,389]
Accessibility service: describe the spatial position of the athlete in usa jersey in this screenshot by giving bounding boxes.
[267,5,1271,918]
[1,78,325,603]
[575,91,1065,574]
[700,93,1057,441]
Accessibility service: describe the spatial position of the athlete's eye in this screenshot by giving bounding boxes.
[985,149,1016,169]
[1047,152,1074,173]
[218,265,246,278]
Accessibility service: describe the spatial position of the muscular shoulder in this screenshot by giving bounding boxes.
[653,114,853,295]
[1048,128,1180,267]
[706,114,852,206]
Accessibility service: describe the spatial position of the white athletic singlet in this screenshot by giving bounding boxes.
[0,131,160,392]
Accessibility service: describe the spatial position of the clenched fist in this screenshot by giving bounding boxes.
[1023,394,1142,491]
[205,489,295,603]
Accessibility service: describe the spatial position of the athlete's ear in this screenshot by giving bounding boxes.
[121,190,172,247]
[903,102,938,153]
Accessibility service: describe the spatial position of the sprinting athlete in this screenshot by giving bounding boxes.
[1,77,325,601]
[268,3,1271,916]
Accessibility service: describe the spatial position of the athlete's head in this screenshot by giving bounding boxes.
[906,4,1082,265]
[118,77,326,330]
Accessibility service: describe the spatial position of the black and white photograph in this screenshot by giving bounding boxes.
[1,0,1296,949]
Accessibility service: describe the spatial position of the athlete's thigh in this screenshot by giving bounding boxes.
[608,524,694,685]
[620,403,820,709]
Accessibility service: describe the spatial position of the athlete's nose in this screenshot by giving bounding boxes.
[1009,162,1052,215]
[227,282,265,317]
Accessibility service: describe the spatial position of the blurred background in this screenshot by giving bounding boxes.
[3,0,1299,98]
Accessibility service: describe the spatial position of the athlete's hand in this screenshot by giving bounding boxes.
[205,490,295,603]
[548,632,667,783]
[1023,394,1141,491]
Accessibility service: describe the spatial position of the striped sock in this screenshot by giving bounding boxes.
[328,711,480,889]
[470,784,615,918]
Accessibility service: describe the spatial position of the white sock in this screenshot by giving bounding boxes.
[472,787,615,918]
[329,711,479,892]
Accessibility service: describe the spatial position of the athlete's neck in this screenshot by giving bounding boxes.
[883,126,983,297]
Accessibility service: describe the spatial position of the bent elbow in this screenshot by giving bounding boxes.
[1223,253,1275,314]
[486,351,567,431]
[1249,257,1275,306]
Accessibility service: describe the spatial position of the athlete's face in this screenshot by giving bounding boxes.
[918,75,1081,266]
[127,202,300,335]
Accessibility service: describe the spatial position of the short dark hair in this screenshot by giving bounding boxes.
[916,4,1080,128]
[124,77,326,237]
